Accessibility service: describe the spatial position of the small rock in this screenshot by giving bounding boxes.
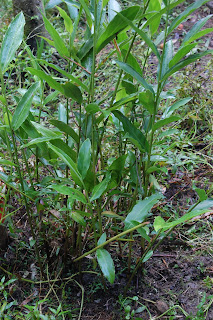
[155,300,169,314]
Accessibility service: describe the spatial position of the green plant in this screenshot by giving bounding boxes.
[0,0,213,296]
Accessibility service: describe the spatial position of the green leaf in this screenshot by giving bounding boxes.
[85,103,101,114]
[182,18,213,46]
[77,139,91,179]
[162,51,213,82]
[50,139,77,161]
[12,82,40,131]
[31,121,62,138]
[62,82,83,103]
[39,60,89,92]
[109,155,127,171]
[146,0,162,35]
[96,6,140,53]
[116,61,154,93]
[90,173,111,201]
[42,13,69,57]
[48,185,87,204]
[143,0,185,30]
[21,136,62,148]
[169,43,197,68]
[96,248,115,284]
[154,199,213,232]
[56,6,73,33]
[139,90,155,114]
[78,0,93,28]
[118,13,160,60]
[168,0,210,35]
[125,193,163,229]
[163,97,192,118]
[153,116,180,131]
[0,159,16,167]
[112,110,149,152]
[160,40,174,80]
[98,233,107,245]
[48,143,84,188]
[194,188,207,202]
[70,211,86,227]
[27,68,65,94]
[0,12,25,73]
[181,28,213,47]
[142,250,153,263]
[50,120,79,143]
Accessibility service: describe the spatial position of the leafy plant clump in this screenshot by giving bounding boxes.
[0,0,213,317]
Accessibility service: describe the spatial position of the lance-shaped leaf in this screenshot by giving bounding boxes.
[169,43,197,68]
[96,6,140,53]
[154,199,213,232]
[49,185,87,204]
[48,143,84,188]
[96,248,115,284]
[0,12,25,73]
[27,68,65,94]
[125,193,163,229]
[168,0,210,35]
[62,82,83,103]
[117,12,160,60]
[56,6,73,33]
[112,110,149,152]
[42,13,69,57]
[162,51,213,82]
[116,61,154,93]
[153,116,180,132]
[90,173,111,201]
[50,120,79,144]
[181,15,213,46]
[163,97,192,119]
[12,82,40,131]
[39,60,89,92]
[77,139,91,179]
[70,211,86,227]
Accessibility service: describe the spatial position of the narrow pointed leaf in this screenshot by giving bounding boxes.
[70,211,86,227]
[153,116,180,131]
[154,199,213,232]
[39,61,89,92]
[27,68,65,93]
[112,110,149,152]
[96,6,140,53]
[50,120,79,143]
[96,248,115,284]
[125,193,163,229]
[162,51,213,82]
[48,143,84,187]
[116,61,154,93]
[163,97,192,118]
[118,12,160,60]
[90,173,111,201]
[0,12,25,73]
[181,15,213,46]
[77,139,91,179]
[168,0,210,35]
[42,14,69,57]
[49,185,87,204]
[160,40,173,80]
[12,82,40,130]
[56,6,73,33]
[169,43,197,68]
[62,82,83,103]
